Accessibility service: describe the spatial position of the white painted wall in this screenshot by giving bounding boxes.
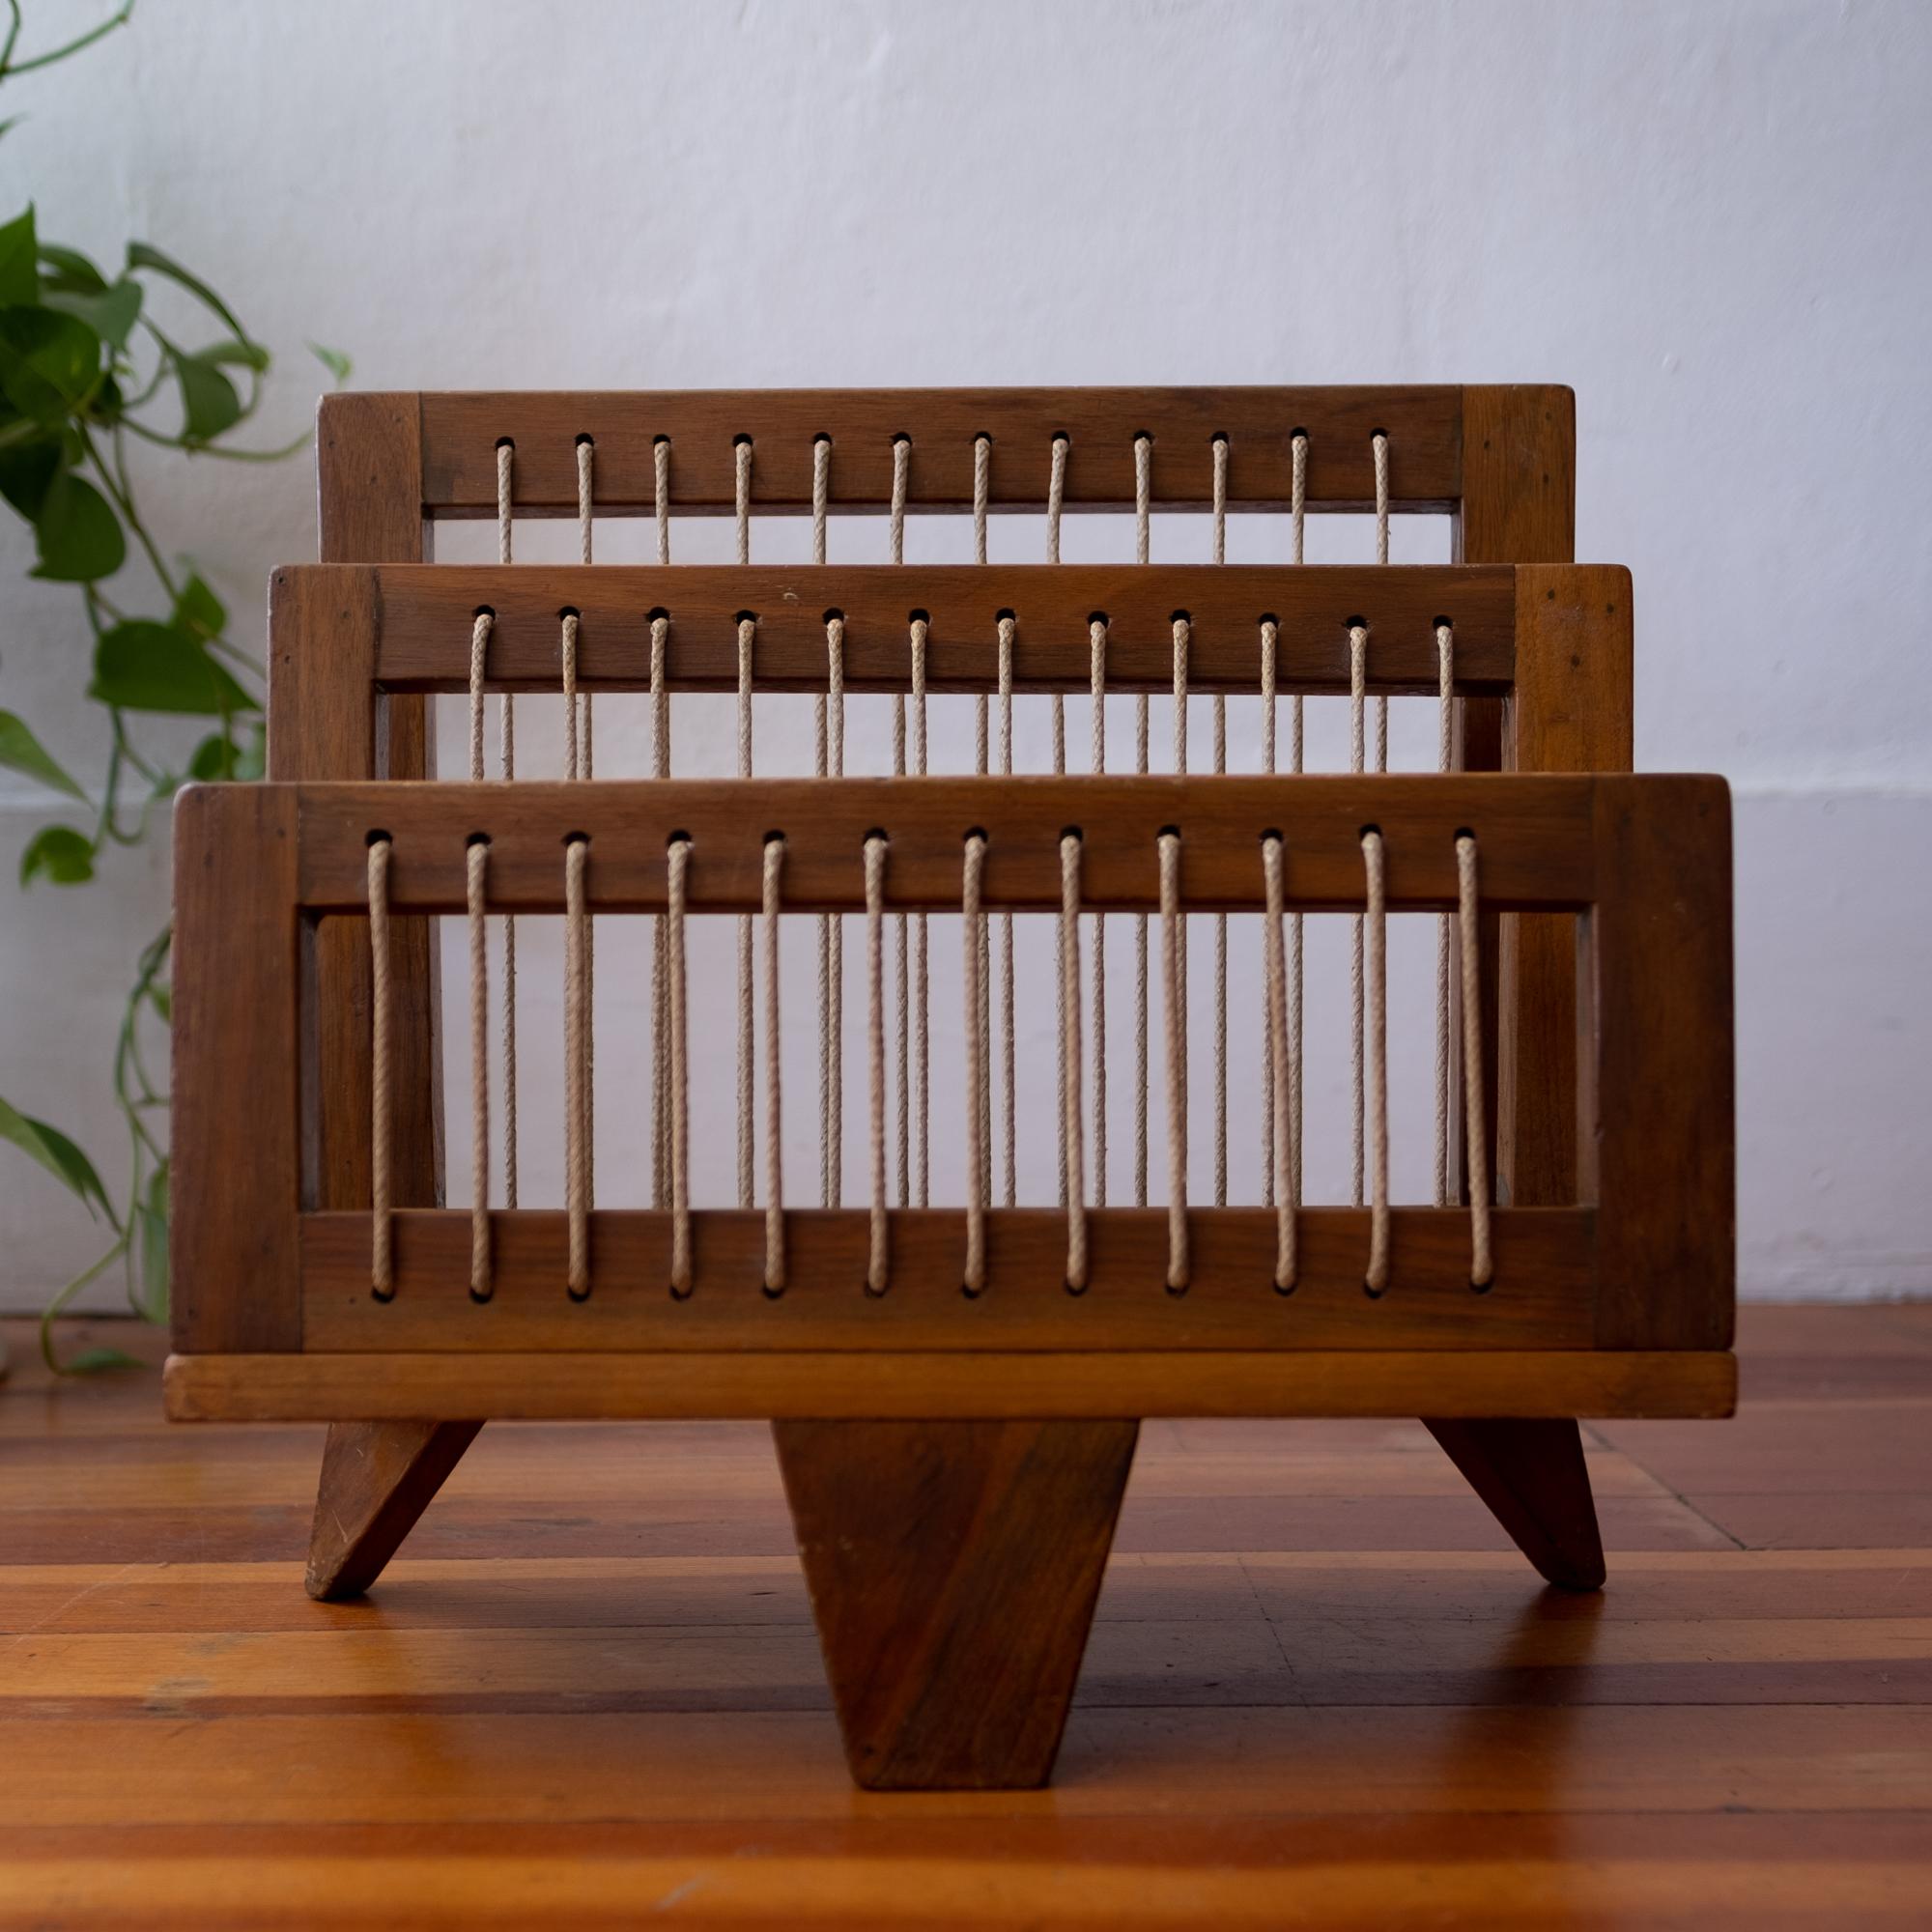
[2,0,1928,1309]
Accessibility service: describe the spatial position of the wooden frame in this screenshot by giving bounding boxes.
[170,385,1713,1791]
[168,770,1733,1401]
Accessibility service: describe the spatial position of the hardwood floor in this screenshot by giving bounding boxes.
[3,1305,1929,1927]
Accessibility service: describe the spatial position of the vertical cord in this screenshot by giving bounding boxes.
[1158,831,1187,1290]
[467,837,490,1301]
[1048,437,1069,1208]
[1089,617,1108,1207]
[997,614,1016,1208]
[821,613,844,1208]
[651,440,671,1210]
[890,439,910,1208]
[667,838,694,1296]
[368,837,394,1299]
[495,442,518,1210]
[1210,436,1228,1208]
[1060,832,1087,1292]
[1373,433,1390,774]
[911,616,930,1208]
[1350,622,1369,1208]
[563,838,589,1300]
[1435,623,1456,1207]
[1289,436,1307,1212]
[763,837,785,1294]
[1457,834,1493,1288]
[972,437,992,1214]
[1134,434,1151,1208]
[1259,619,1277,1208]
[1262,835,1295,1291]
[1171,614,1189,1166]
[865,835,889,1293]
[575,440,595,1212]
[736,613,754,1210]
[465,617,492,1299]
[649,613,671,1208]
[734,421,756,1212]
[961,833,987,1294]
[1362,829,1390,1294]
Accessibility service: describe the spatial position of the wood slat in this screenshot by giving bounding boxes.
[297,1208,1594,1351]
[352,562,1520,695]
[286,775,1603,913]
[410,386,1464,517]
[162,1350,1738,1422]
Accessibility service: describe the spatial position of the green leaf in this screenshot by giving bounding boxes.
[43,277,141,353]
[0,208,37,306]
[172,569,226,639]
[32,469,125,582]
[0,1094,111,1216]
[135,1160,168,1321]
[19,823,95,885]
[0,305,104,423]
[0,431,62,519]
[0,709,87,801]
[197,337,270,373]
[37,242,107,295]
[127,241,248,339]
[89,619,256,715]
[171,349,242,442]
[232,718,265,781]
[63,1344,144,1373]
[147,982,171,1023]
[309,341,352,383]
[187,730,239,779]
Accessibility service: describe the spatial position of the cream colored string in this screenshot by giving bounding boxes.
[890,439,911,1208]
[650,440,671,1209]
[1362,829,1390,1293]
[1350,621,1369,1208]
[961,833,987,1294]
[865,834,889,1293]
[972,436,992,1212]
[1456,834,1494,1288]
[495,441,518,1209]
[736,612,755,1210]
[1170,614,1190,1163]
[821,611,844,1208]
[575,441,595,1208]
[910,617,930,1208]
[1048,438,1069,1207]
[563,838,589,1300]
[467,837,490,1300]
[763,836,785,1294]
[667,837,694,1296]
[1133,434,1151,1207]
[1259,620,1277,1208]
[1261,835,1295,1291]
[1060,832,1088,1292]
[1435,623,1456,1207]
[1158,831,1188,1289]
[1210,437,1228,1208]
[1289,436,1307,1210]
[559,608,593,1219]
[1089,617,1108,1207]
[997,613,1016,1208]
[368,837,394,1299]
[649,612,671,1208]
[1373,433,1391,773]
[466,616,492,1297]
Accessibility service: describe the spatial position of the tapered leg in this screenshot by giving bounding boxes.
[1424,1416,1606,1591]
[774,1417,1138,1790]
[305,1419,485,1601]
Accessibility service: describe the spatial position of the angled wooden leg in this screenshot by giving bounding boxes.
[1424,1416,1606,1592]
[773,1417,1138,1791]
[305,1419,485,1601]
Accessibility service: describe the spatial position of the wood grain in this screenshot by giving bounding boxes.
[417,386,1464,517]
[161,1349,1738,1422]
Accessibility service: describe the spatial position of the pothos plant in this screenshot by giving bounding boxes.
[0,1,346,1376]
